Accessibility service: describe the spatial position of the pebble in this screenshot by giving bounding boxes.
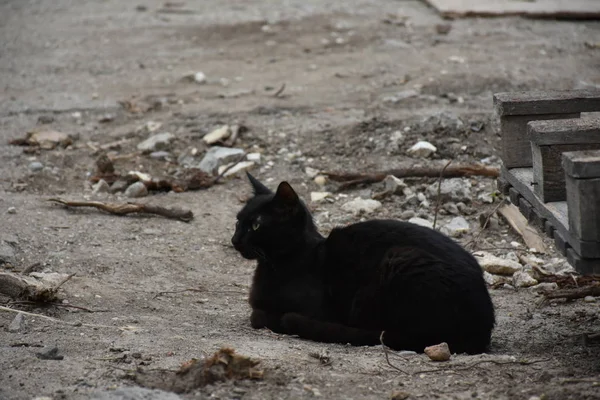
[310,192,332,203]
[383,175,407,194]
[92,179,110,195]
[92,387,183,400]
[474,251,522,275]
[198,146,245,173]
[28,161,44,172]
[137,132,175,152]
[193,72,206,84]
[305,167,319,178]
[478,192,494,203]
[149,151,171,160]
[408,217,433,229]
[246,153,261,163]
[530,282,558,293]
[341,198,382,216]
[483,271,507,286]
[584,296,596,303]
[314,175,327,187]
[125,182,149,198]
[383,89,419,104]
[441,216,470,238]
[400,210,416,220]
[512,270,538,288]
[8,312,24,332]
[443,202,459,215]
[424,342,451,361]
[110,180,129,193]
[7,207,16,214]
[203,125,231,145]
[427,179,472,203]
[407,141,437,158]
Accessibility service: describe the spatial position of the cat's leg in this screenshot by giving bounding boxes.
[250,309,286,333]
[281,312,381,346]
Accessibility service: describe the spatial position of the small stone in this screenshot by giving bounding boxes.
[217,161,255,177]
[505,252,520,263]
[110,180,129,193]
[314,175,327,187]
[427,179,472,203]
[305,167,319,178]
[441,216,470,238]
[443,202,459,215]
[125,182,148,198]
[584,296,596,303]
[311,192,332,203]
[8,312,24,332]
[36,346,64,360]
[519,254,545,267]
[407,141,437,158]
[408,217,433,229]
[390,130,404,146]
[137,132,175,152]
[391,391,411,400]
[193,72,207,84]
[246,153,261,163]
[424,342,451,361]
[341,198,382,216]
[198,146,245,174]
[435,23,452,35]
[92,179,110,195]
[203,125,231,145]
[513,270,538,288]
[383,175,407,194]
[149,151,171,160]
[483,271,507,286]
[383,89,419,104]
[7,207,16,214]
[28,161,44,172]
[400,210,416,220]
[37,115,54,124]
[474,252,522,275]
[478,192,494,203]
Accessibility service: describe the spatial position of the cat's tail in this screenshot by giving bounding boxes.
[281,313,382,346]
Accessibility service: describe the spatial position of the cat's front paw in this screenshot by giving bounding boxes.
[280,312,306,334]
[250,309,268,329]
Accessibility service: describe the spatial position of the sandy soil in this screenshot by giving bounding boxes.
[1,1,600,399]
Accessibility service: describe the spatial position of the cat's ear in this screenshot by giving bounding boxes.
[247,172,272,195]
[273,181,299,207]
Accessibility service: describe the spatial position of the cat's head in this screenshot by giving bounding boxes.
[231,173,316,261]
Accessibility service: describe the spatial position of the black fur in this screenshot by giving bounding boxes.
[231,173,495,354]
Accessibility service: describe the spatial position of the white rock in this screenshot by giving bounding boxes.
[125,181,148,198]
[584,296,596,303]
[217,161,255,177]
[28,161,44,172]
[512,270,538,288]
[478,192,494,203]
[408,217,433,229]
[203,125,231,145]
[311,192,332,203]
[390,130,404,145]
[474,252,523,275]
[8,312,24,333]
[382,175,407,194]
[198,146,245,173]
[127,171,152,182]
[407,141,437,157]
[92,179,110,195]
[341,198,382,216]
[427,178,472,203]
[137,132,175,152]
[441,217,470,238]
[193,71,206,84]
[305,167,319,178]
[530,282,558,293]
[483,271,507,286]
[7,207,16,214]
[246,153,261,163]
[400,210,416,220]
[314,176,327,187]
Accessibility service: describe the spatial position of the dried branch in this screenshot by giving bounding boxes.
[433,160,453,230]
[273,83,286,97]
[48,198,194,222]
[380,331,408,375]
[543,283,600,300]
[324,163,499,191]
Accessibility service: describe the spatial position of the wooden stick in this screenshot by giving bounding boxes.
[324,163,499,190]
[544,283,600,300]
[48,198,194,222]
[497,204,547,253]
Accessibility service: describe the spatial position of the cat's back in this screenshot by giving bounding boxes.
[325,219,478,268]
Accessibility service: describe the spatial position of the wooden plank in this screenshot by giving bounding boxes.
[494,90,600,116]
[562,150,600,178]
[544,220,555,239]
[531,142,600,202]
[528,118,600,145]
[500,113,580,168]
[565,175,600,242]
[502,166,600,258]
[518,197,534,221]
[554,229,569,256]
[508,187,520,205]
[497,204,547,253]
[567,248,600,275]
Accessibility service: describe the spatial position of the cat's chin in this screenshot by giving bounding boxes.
[237,249,260,260]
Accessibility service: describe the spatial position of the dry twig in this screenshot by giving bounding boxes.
[48,198,194,222]
[543,283,600,301]
[380,331,408,375]
[273,83,286,97]
[415,357,552,375]
[324,163,499,191]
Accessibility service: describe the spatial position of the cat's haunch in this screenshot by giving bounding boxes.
[232,173,495,354]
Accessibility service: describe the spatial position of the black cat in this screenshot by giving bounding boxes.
[231,173,495,354]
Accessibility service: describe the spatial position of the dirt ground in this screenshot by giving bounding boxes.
[1,1,600,399]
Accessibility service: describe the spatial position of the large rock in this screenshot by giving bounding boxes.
[137,132,175,152]
[474,252,522,275]
[427,178,472,203]
[198,146,245,174]
[341,198,382,216]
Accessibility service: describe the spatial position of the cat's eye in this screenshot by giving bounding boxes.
[252,222,260,231]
